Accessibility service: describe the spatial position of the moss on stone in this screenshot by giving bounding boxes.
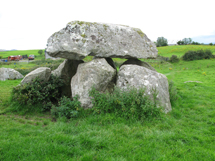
[103,24,108,31]
[133,28,145,38]
[82,39,86,43]
[81,34,87,38]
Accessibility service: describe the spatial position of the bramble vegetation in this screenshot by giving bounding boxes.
[11,75,64,111]
[182,49,213,61]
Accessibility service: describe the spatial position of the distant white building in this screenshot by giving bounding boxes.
[168,44,178,46]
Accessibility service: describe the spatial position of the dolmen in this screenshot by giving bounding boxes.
[22,21,172,113]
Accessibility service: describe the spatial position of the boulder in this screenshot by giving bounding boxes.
[21,67,51,85]
[51,59,84,97]
[71,58,116,108]
[46,21,157,60]
[0,67,23,81]
[116,65,171,113]
[120,58,156,71]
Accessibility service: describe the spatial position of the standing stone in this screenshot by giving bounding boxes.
[21,67,51,85]
[51,59,84,97]
[116,65,171,113]
[120,58,156,71]
[0,67,24,81]
[46,21,157,60]
[71,58,116,108]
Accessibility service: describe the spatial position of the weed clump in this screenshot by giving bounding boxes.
[182,49,213,61]
[89,86,162,121]
[169,55,180,63]
[51,96,82,119]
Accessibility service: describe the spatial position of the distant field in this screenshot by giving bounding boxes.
[158,45,215,58]
[0,49,45,59]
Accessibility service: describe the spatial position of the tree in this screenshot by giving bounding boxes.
[38,50,43,55]
[156,37,168,47]
[191,41,200,45]
[177,40,184,45]
[209,43,213,46]
[182,38,192,45]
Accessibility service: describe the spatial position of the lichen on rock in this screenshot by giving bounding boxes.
[46,20,157,60]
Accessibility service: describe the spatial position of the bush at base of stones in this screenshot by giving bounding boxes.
[89,86,163,121]
[51,96,82,119]
[12,75,64,111]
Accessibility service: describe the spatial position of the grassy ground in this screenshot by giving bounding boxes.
[0,46,215,160]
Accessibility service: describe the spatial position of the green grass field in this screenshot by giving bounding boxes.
[0,45,215,160]
[158,45,215,58]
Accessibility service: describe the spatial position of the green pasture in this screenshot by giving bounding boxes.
[0,46,215,160]
[158,45,215,58]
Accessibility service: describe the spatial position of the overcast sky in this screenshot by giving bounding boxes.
[0,0,214,50]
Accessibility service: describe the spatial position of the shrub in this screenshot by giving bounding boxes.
[89,86,162,121]
[182,49,213,61]
[169,55,179,63]
[51,96,81,119]
[0,55,2,59]
[12,75,64,111]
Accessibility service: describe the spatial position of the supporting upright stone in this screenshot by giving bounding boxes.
[117,65,172,113]
[71,58,116,108]
[21,67,51,85]
[51,59,84,97]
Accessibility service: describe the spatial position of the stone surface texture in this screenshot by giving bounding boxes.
[116,65,172,113]
[0,67,24,81]
[51,59,84,97]
[120,58,156,71]
[46,21,157,60]
[21,67,51,85]
[71,58,116,108]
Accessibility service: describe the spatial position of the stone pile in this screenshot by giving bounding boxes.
[21,21,172,113]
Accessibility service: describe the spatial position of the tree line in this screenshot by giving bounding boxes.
[155,37,214,47]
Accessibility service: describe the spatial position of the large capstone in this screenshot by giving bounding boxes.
[116,65,172,113]
[51,59,84,97]
[46,21,157,60]
[71,58,116,108]
[21,67,51,85]
[0,67,24,81]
